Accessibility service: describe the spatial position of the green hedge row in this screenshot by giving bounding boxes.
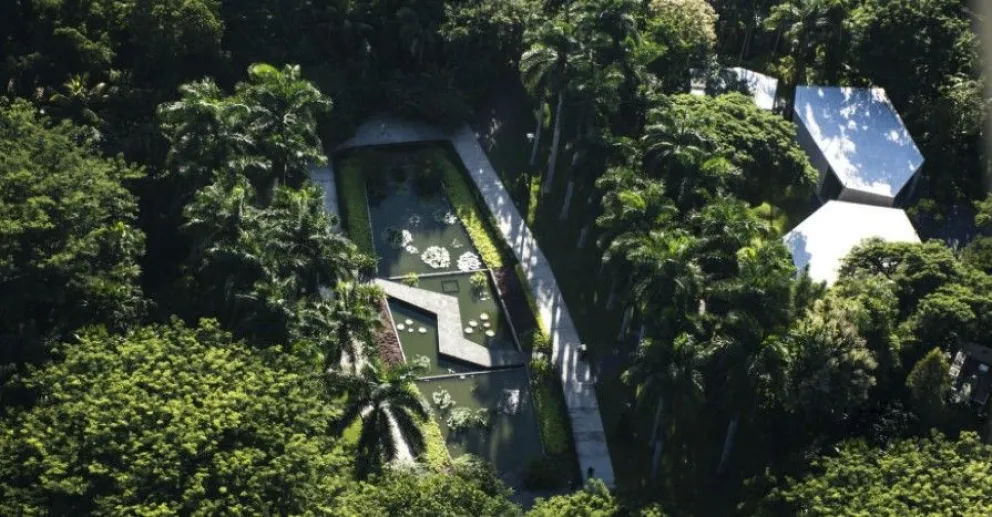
[420,411,451,471]
[530,354,573,457]
[428,149,505,269]
[336,157,375,257]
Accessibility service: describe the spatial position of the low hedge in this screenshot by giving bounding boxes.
[420,413,451,471]
[429,149,505,269]
[336,157,375,257]
[530,354,573,457]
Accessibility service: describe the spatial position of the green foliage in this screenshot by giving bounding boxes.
[336,470,522,517]
[847,0,984,206]
[337,158,376,257]
[329,363,429,478]
[528,479,620,516]
[470,270,489,293]
[961,236,992,275]
[430,148,505,268]
[906,347,952,422]
[782,298,877,426]
[0,100,145,368]
[401,272,421,287]
[766,432,992,516]
[644,0,717,88]
[420,416,452,471]
[668,93,818,206]
[0,320,350,514]
[530,356,573,457]
[158,63,331,197]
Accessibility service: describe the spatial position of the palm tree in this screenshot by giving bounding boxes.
[623,333,707,479]
[763,0,834,115]
[329,282,383,372]
[47,72,118,127]
[182,179,268,325]
[236,63,332,193]
[642,110,710,173]
[521,18,581,194]
[330,362,429,477]
[267,185,363,295]
[707,241,797,474]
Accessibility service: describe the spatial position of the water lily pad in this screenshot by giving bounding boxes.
[407,327,414,333]
[464,327,474,334]
[418,327,426,334]
[396,324,406,331]
[469,320,478,327]
[479,313,489,321]
[485,330,496,337]
[482,322,491,329]
[405,319,413,326]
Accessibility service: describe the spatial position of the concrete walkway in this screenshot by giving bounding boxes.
[317,115,615,487]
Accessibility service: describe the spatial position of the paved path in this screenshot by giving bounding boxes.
[376,279,526,368]
[317,115,615,487]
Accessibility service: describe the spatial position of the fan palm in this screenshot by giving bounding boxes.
[330,362,429,478]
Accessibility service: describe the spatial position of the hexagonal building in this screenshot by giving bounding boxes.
[783,200,921,286]
[793,86,924,207]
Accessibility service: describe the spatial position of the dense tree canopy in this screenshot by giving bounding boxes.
[0,100,145,371]
[0,0,988,514]
[0,320,351,514]
[763,432,992,516]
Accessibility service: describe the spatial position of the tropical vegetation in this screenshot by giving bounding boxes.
[0,0,988,514]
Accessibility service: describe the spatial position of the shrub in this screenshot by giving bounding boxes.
[470,271,489,294]
[337,158,375,256]
[401,272,420,287]
[530,355,572,457]
[430,149,505,268]
[419,415,451,471]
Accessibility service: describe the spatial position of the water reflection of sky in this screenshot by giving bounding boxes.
[795,86,924,198]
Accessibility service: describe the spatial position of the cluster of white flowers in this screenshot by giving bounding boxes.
[457,251,482,271]
[420,246,451,269]
[432,389,455,411]
[433,208,458,225]
[405,244,419,254]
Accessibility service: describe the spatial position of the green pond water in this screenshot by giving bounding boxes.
[367,170,482,278]
[387,300,475,377]
[417,369,544,485]
[416,272,517,353]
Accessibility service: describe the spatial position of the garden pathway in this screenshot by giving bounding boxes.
[320,114,615,487]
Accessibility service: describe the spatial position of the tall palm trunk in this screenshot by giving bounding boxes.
[717,411,740,475]
[544,90,565,195]
[559,180,575,220]
[785,31,810,119]
[529,99,544,167]
[650,395,665,480]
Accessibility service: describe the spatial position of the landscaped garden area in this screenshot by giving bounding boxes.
[335,143,576,488]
